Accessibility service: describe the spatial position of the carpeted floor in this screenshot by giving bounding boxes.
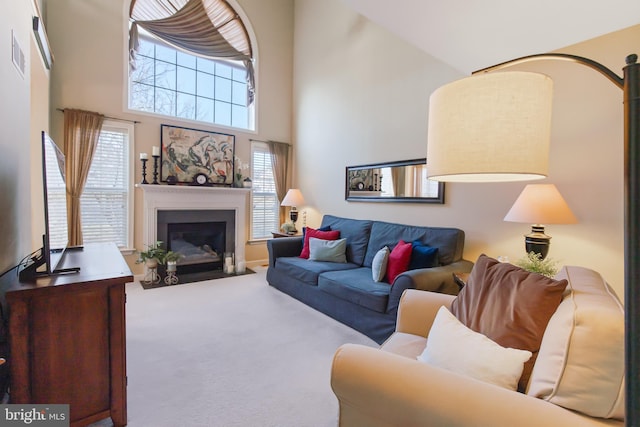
[94,266,376,427]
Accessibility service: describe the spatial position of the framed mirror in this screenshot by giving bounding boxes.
[345,158,444,203]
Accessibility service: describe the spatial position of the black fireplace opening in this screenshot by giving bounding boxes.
[167,221,226,274]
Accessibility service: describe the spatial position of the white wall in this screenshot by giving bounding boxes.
[293,0,637,298]
[0,0,37,273]
[45,0,294,271]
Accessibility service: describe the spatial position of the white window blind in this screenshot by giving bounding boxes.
[80,121,133,248]
[251,142,279,239]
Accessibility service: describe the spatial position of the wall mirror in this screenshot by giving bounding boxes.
[345,158,444,203]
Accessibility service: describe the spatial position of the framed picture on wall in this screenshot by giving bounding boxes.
[160,124,235,185]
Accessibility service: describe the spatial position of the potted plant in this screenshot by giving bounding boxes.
[136,241,166,269]
[163,250,183,272]
[515,251,559,278]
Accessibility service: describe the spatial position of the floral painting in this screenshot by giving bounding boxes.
[160,124,235,185]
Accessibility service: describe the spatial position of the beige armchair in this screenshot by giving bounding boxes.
[331,266,624,427]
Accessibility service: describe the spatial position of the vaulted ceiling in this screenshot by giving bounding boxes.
[341,0,640,74]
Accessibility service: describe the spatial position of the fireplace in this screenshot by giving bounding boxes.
[157,209,235,274]
[168,221,225,270]
[137,185,250,275]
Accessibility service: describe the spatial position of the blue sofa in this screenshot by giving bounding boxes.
[266,215,473,343]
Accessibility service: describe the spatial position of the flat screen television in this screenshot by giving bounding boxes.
[19,131,78,279]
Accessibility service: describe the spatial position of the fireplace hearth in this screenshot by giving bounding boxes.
[137,185,250,280]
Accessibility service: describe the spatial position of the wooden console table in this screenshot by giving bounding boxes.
[4,243,132,427]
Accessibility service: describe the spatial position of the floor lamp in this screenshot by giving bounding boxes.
[427,53,639,425]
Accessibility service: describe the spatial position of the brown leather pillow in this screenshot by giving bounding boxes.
[450,254,568,392]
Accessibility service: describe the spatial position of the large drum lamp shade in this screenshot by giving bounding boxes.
[427,71,554,182]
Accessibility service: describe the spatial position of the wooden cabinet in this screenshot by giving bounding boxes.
[5,243,132,427]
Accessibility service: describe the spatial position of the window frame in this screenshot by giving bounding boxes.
[126,31,255,132]
[80,119,135,252]
[250,141,279,240]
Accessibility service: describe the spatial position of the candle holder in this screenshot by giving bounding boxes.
[140,158,148,184]
[152,155,159,184]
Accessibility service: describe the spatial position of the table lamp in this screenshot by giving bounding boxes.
[281,189,305,233]
[503,183,577,259]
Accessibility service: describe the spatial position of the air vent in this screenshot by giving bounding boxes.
[11,30,25,78]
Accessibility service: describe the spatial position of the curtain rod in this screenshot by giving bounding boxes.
[56,108,140,124]
[249,138,290,145]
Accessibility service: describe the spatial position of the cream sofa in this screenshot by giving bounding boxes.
[331,265,625,427]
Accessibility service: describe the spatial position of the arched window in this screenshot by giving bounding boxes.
[128,0,255,130]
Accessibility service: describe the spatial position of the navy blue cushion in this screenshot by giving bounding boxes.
[320,215,373,266]
[364,220,465,266]
[318,268,390,313]
[364,222,429,267]
[409,240,439,270]
[274,256,359,286]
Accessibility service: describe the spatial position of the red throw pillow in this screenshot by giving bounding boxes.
[386,240,413,284]
[299,228,341,259]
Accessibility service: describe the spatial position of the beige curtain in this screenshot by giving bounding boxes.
[63,109,104,246]
[267,141,290,225]
[411,164,425,197]
[391,167,404,197]
[129,0,255,104]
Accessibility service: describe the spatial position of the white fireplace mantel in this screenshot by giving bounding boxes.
[136,184,250,263]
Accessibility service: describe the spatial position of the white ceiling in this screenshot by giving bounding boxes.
[341,0,640,74]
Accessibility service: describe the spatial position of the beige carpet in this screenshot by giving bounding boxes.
[100,266,376,427]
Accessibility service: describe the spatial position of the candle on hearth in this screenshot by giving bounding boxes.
[152,146,160,156]
[236,261,246,274]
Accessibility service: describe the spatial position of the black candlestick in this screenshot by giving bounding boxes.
[152,155,159,184]
[140,158,148,184]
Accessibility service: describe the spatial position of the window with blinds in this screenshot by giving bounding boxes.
[80,121,134,248]
[251,142,279,239]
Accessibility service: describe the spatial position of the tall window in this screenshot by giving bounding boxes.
[251,142,279,239]
[129,33,253,131]
[80,120,134,249]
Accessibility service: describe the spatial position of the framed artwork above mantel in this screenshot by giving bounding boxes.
[160,124,235,186]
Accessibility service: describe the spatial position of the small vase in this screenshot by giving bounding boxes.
[166,260,177,272]
[242,178,252,188]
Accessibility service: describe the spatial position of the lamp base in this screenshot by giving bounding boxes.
[524,225,551,259]
[289,209,298,232]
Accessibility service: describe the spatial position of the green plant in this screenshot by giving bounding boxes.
[515,251,559,278]
[136,241,166,264]
[162,250,183,264]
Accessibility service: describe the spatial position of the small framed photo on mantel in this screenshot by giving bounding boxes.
[160,124,235,186]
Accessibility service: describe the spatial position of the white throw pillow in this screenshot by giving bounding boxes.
[371,246,390,282]
[418,306,532,391]
[308,237,347,263]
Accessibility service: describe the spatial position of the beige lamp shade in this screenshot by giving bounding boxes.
[427,71,553,182]
[281,189,305,207]
[504,184,577,224]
